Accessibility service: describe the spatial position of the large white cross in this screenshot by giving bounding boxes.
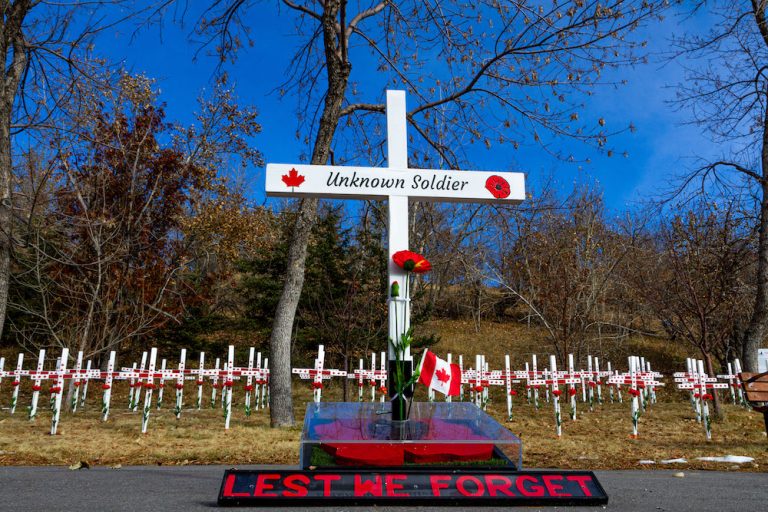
[266,90,525,395]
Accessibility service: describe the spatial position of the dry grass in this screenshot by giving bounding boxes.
[0,319,766,470]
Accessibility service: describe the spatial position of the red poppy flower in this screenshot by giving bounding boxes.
[158,384,165,389]
[733,383,741,388]
[32,385,42,392]
[693,393,700,399]
[474,385,484,392]
[552,389,562,397]
[569,388,578,397]
[175,383,184,390]
[392,250,432,274]
[144,383,156,390]
[628,389,640,397]
[702,393,713,401]
[244,385,254,392]
[588,382,597,388]
[50,386,61,394]
[369,380,377,387]
[312,382,323,390]
[509,390,518,396]
[379,386,387,394]
[101,384,111,390]
[525,385,531,389]
[74,381,82,387]
[223,380,233,388]
[485,175,511,199]
[357,382,364,388]
[12,380,20,387]
[196,380,205,386]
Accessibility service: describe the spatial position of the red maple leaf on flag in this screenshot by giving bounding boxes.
[282,168,305,188]
[435,367,450,383]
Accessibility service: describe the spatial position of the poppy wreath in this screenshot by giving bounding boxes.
[485,175,511,199]
[392,250,431,274]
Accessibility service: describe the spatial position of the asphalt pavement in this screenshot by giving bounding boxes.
[0,465,764,511]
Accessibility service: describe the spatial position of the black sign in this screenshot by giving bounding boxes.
[218,468,608,506]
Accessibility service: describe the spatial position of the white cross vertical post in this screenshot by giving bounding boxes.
[133,351,148,412]
[51,348,68,435]
[128,361,138,409]
[505,355,513,421]
[224,345,234,429]
[371,352,377,402]
[102,351,116,421]
[568,354,577,421]
[594,357,603,405]
[726,361,736,404]
[551,355,562,437]
[544,366,550,403]
[629,356,639,438]
[262,358,269,409]
[532,355,540,411]
[733,358,747,407]
[357,358,364,402]
[211,357,220,408]
[380,351,387,403]
[446,353,453,403]
[80,360,92,408]
[9,353,23,414]
[175,349,186,419]
[483,357,490,409]
[639,356,647,411]
[221,361,228,410]
[157,359,167,409]
[607,361,615,403]
[196,352,205,410]
[51,357,60,412]
[29,350,45,420]
[313,345,325,404]
[141,348,158,434]
[256,352,264,410]
[586,354,594,411]
[0,357,4,389]
[524,362,531,404]
[459,355,464,402]
[645,361,656,404]
[245,347,255,416]
[697,359,712,440]
[71,351,83,413]
[475,355,482,408]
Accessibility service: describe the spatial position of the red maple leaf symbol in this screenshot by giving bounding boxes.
[282,168,305,188]
[435,368,450,383]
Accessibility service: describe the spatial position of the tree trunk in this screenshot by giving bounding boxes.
[0,102,11,343]
[742,112,768,372]
[268,0,351,427]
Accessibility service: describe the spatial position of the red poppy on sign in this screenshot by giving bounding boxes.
[281,168,305,188]
[552,389,562,397]
[485,175,511,199]
[392,250,432,274]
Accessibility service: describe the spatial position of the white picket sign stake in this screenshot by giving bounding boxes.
[29,350,46,420]
[80,360,92,408]
[156,359,167,409]
[9,353,23,414]
[71,351,83,413]
[175,349,187,419]
[51,348,69,435]
[102,351,116,421]
[196,352,205,410]
[245,348,255,416]
[224,345,235,429]
[141,348,158,434]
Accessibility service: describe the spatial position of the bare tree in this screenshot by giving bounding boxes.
[671,0,768,370]
[196,0,667,426]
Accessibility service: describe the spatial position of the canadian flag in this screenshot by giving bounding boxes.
[418,350,460,397]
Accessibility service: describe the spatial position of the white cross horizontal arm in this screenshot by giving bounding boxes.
[265,164,525,205]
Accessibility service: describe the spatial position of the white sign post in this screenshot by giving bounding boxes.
[265,90,525,419]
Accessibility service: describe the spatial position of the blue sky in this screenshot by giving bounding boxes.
[96,5,719,214]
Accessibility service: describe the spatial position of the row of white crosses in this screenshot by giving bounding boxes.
[0,345,271,434]
[607,356,665,438]
[674,357,733,440]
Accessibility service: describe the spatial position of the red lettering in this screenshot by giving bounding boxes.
[283,474,310,497]
[314,474,341,497]
[484,474,515,497]
[430,475,452,497]
[221,474,250,498]
[385,474,408,497]
[254,474,280,497]
[566,475,594,497]
[456,475,485,497]
[354,474,383,497]
[542,475,571,497]
[516,475,545,497]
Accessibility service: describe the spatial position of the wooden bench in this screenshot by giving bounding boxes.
[738,372,768,437]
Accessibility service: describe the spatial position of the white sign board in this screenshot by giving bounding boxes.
[266,164,525,204]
